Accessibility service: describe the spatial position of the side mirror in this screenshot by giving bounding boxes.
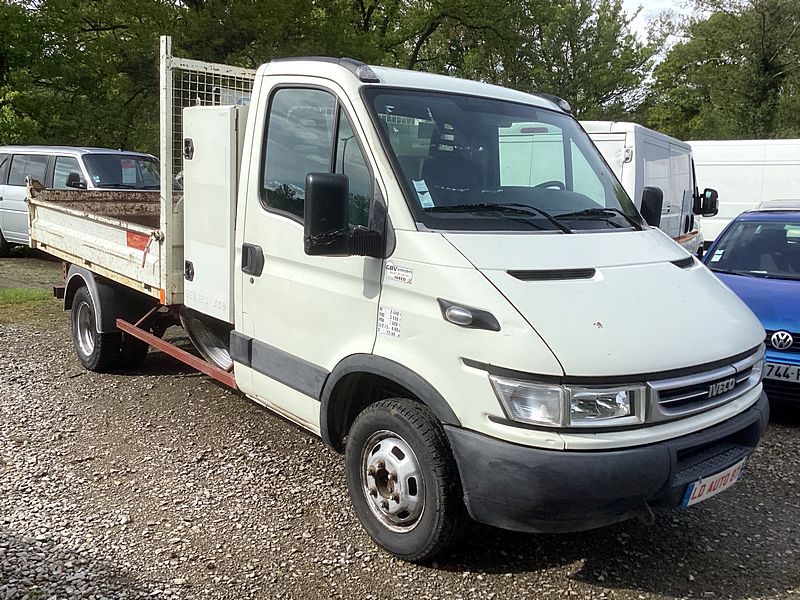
[641,186,663,228]
[65,172,86,189]
[700,188,718,217]
[304,173,350,256]
[303,173,385,258]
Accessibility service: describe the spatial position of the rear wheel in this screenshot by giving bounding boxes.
[345,398,466,562]
[70,286,120,372]
[118,334,149,369]
[0,230,11,257]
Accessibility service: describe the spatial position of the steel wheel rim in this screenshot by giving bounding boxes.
[75,301,95,357]
[361,429,425,533]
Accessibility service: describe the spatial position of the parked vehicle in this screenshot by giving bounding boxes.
[703,199,800,404]
[0,146,159,254]
[582,121,718,255]
[689,139,800,243]
[27,38,769,562]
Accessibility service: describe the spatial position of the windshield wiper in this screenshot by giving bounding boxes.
[738,271,800,281]
[556,207,643,230]
[424,203,573,234]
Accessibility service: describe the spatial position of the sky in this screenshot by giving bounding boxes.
[623,0,687,41]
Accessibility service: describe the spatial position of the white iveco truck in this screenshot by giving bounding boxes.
[28,37,768,561]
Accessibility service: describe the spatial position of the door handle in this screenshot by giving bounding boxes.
[241,243,264,277]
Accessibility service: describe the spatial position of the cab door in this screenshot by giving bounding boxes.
[235,80,383,429]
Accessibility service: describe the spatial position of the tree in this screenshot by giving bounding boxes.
[646,0,800,139]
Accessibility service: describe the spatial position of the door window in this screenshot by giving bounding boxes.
[8,155,48,187]
[53,156,85,189]
[0,154,9,184]
[262,88,336,219]
[335,109,372,227]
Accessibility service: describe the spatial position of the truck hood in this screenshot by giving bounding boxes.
[443,229,765,376]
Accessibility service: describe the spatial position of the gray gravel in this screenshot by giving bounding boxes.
[1,258,799,599]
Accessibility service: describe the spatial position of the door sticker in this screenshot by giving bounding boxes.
[378,306,402,338]
[385,262,413,284]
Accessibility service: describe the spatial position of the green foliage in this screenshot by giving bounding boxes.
[646,0,800,139]
[1,0,659,152]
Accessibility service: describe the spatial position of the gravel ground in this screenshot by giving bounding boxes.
[1,256,799,599]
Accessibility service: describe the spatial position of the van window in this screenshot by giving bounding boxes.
[262,88,336,219]
[8,155,48,187]
[0,154,9,184]
[82,154,159,189]
[53,156,85,189]
[335,108,372,227]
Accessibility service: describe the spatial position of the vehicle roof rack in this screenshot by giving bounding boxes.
[270,56,380,83]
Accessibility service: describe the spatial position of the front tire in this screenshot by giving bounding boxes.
[70,286,120,372]
[345,398,466,562]
[0,230,11,257]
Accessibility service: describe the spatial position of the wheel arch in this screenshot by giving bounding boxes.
[64,265,155,333]
[320,354,461,453]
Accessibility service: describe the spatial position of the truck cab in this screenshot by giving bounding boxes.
[214,60,766,558]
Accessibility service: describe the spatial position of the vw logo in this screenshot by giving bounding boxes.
[771,330,794,350]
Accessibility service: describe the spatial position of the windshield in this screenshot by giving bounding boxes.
[707,219,800,280]
[365,88,641,232]
[83,154,160,190]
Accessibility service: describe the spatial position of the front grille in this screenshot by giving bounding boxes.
[648,350,762,422]
[763,379,800,403]
[765,330,800,353]
[658,368,752,415]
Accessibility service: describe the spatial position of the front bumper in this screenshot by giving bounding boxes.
[445,392,769,533]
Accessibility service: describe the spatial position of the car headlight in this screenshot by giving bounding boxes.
[750,358,764,383]
[490,376,645,428]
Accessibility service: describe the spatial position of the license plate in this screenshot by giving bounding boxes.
[764,362,800,382]
[682,458,746,507]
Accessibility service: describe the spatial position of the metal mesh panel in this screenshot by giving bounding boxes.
[168,59,256,182]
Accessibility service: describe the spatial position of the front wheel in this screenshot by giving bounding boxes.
[345,398,466,562]
[70,286,120,372]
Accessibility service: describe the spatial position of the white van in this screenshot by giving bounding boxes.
[582,122,710,255]
[689,139,800,243]
[0,146,159,254]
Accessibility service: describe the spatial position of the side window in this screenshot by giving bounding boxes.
[53,156,85,189]
[0,154,9,184]
[335,109,372,227]
[262,88,336,219]
[8,154,48,187]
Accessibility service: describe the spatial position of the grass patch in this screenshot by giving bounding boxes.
[0,287,51,305]
[0,287,60,324]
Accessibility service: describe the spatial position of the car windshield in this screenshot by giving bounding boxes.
[83,154,160,190]
[706,219,800,280]
[365,88,641,232]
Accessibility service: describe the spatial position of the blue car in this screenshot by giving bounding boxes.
[703,200,800,404]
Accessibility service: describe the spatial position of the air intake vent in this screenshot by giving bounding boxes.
[671,256,695,269]
[508,268,596,281]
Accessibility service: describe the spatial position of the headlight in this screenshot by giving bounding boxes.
[490,376,645,428]
[489,378,565,426]
[751,358,764,383]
